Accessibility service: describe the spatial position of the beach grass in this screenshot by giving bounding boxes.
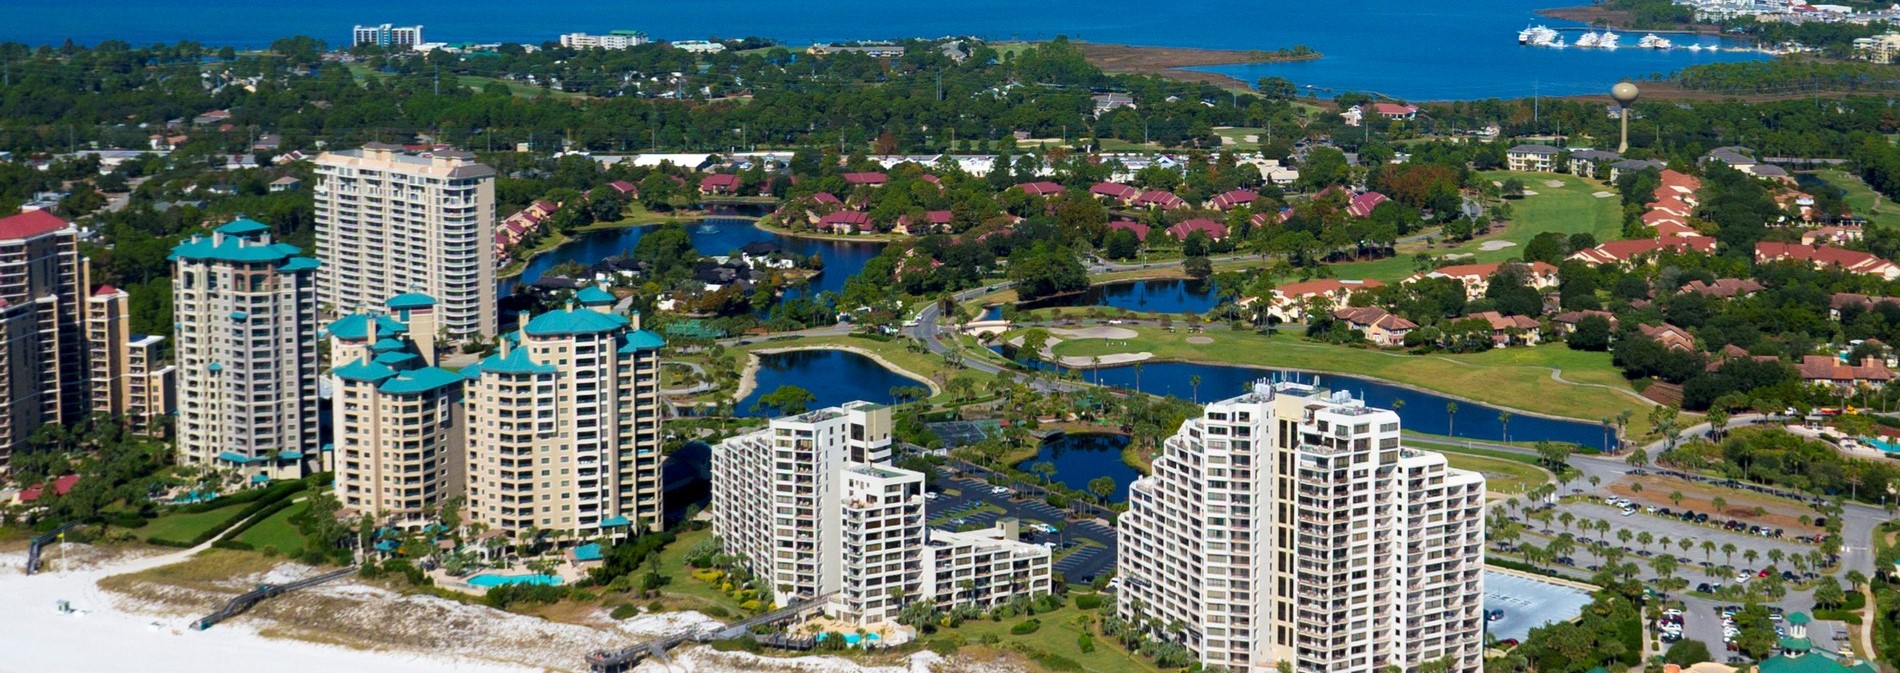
[649,527,751,614]
[140,502,250,544]
[235,500,309,555]
[915,597,1158,673]
[1039,326,1652,437]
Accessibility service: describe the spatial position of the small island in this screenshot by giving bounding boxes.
[1069,42,1323,88]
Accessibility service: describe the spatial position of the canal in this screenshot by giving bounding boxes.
[500,218,886,301]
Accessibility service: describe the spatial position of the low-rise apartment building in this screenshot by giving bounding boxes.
[712,402,1051,627]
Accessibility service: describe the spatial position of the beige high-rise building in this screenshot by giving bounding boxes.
[463,299,665,541]
[86,285,173,435]
[0,210,91,471]
[314,143,497,340]
[171,219,322,481]
[327,293,464,525]
[712,402,1051,627]
[1118,381,1485,673]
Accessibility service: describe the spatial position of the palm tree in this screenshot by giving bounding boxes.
[1720,542,1737,564]
[1767,548,1784,568]
[1190,374,1202,403]
[1446,402,1459,435]
[1133,362,1144,392]
[1499,411,1512,443]
[1617,529,1634,548]
[1701,539,1716,560]
[1601,417,1613,452]
[1743,548,1759,567]
[1637,531,1653,551]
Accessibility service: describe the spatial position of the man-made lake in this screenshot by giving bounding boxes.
[1016,279,1225,315]
[1015,433,1139,502]
[12,0,1765,100]
[500,218,885,300]
[1091,362,1610,449]
[736,349,921,416]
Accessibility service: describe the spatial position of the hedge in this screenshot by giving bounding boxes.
[148,481,305,547]
[1009,619,1042,635]
[1073,594,1104,610]
[210,496,300,551]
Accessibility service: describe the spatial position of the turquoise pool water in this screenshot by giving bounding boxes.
[1865,437,1900,454]
[467,573,563,588]
[817,632,883,646]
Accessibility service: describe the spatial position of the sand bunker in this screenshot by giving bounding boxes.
[1478,240,1518,251]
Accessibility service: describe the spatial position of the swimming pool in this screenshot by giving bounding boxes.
[467,573,563,588]
[1864,437,1900,454]
[816,632,883,646]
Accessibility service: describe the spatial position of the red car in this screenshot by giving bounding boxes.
[1758,569,1771,578]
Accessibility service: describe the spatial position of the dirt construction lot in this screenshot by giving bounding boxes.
[1604,474,1824,537]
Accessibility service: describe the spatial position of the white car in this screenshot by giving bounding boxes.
[924,492,940,500]
[1620,508,1635,516]
[991,486,1011,495]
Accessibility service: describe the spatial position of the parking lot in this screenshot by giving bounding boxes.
[1484,571,1593,642]
[1563,501,1814,567]
[927,473,1118,584]
[1668,595,1844,664]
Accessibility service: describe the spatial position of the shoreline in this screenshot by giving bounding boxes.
[497,215,710,280]
[753,218,907,244]
[1533,6,1726,36]
[733,345,943,404]
[1068,42,1323,91]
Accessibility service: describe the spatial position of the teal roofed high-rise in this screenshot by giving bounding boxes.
[171,219,321,481]
[463,301,667,543]
[326,293,463,523]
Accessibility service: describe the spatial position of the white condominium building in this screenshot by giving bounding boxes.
[462,300,666,541]
[1118,381,1485,673]
[712,402,1052,627]
[560,31,650,50]
[353,24,424,48]
[314,143,497,339]
[171,219,321,481]
[86,286,176,436]
[327,293,465,524]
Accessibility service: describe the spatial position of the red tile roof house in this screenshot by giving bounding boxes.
[843,172,889,187]
[1014,181,1065,197]
[1207,189,1259,211]
[1680,278,1765,299]
[1371,102,1419,120]
[1407,261,1559,300]
[1829,292,1900,320]
[1567,236,1716,266]
[810,192,843,208]
[1346,191,1390,218]
[1638,323,1696,351]
[1166,218,1228,242]
[1254,278,1386,322]
[1551,309,1618,334]
[1332,307,1417,347]
[1755,242,1900,280]
[894,210,954,235]
[15,474,80,504]
[1132,190,1187,210]
[1106,220,1151,242]
[1090,181,1139,205]
[1797,354,1895,391]
[699,173,741,195]
[819,210,874,234]
[608,180,639,197]
[1463,311,1542,347]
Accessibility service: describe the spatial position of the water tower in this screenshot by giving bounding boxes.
[1612,81,1640,154]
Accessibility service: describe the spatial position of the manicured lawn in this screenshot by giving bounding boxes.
[915,599,1157,673]
[1042,326,1652,437]
[236,500,308,554]
[140,502,250,544]
[1808,169,1900,229]
[1333,171,1623,283]
[1438,452,1553,495]
[651,527,751,614]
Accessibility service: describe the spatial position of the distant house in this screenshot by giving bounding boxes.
[1132,190,1187,210]
[193,109,232,126]
[1346,191,1389,218]
[1089,181,1139,205]
[1407,261,1559,300]
[1106,220,1151,242]
[1014,181,1064,197]
[1567,236,1716,266]
[1567,149,1620,178]
[1207,189,1259,211]
[607,180,638,197]
[1506,144,1561,172]
[1256,278,1385,322]
[1551,309,1617,335]
[1166,218,1227,242]
[1638,323,1696,351]
[269,176,302,193]
[1756,242,1900,280]
[1464,311,1542,347]
[1802,225,1864,246]
[15,474,80,504]
[1830,292,1900,320]
[1679,278,1764,299]
[810,192,843,208]
[1091,93,1136,116]
[818,210,874,234]
[699,173,741,195]
[1370,103,1419,121]
[1701,145,1757,170]
[894,210,953,235]
[1797,354,1894,391]
[843,172,889,187]
[1607,158,1666,182]
[1332,307,1416,347]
